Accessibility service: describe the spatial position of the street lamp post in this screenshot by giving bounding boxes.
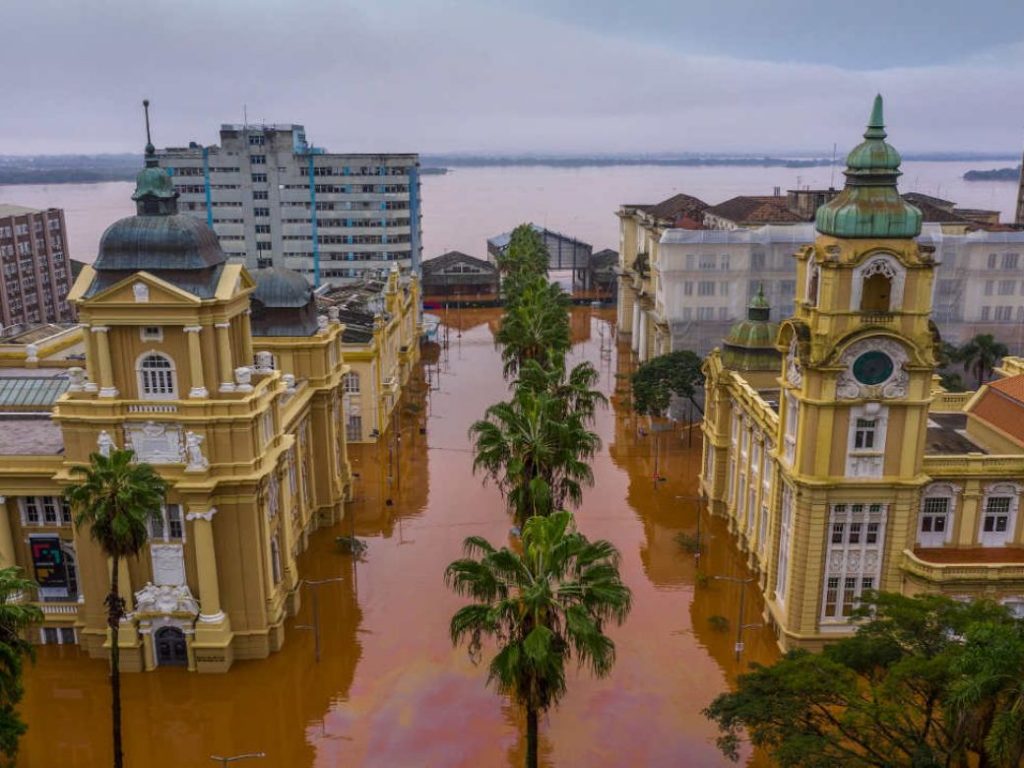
[295,577,344,663]
[675,494,703,562]
[712,575,762,661]
[210,753,265,766]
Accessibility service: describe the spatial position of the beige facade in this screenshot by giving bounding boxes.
[0,160,420,672]
[698,101,1024,652]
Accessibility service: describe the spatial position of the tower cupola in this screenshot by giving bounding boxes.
[815,95,922,239]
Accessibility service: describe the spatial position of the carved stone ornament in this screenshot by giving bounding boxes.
[318,315,329,332]
[254,351,274,373]
[282,373,296,392]
[184,430,209,471]
[24,343,39,362]
[150,544,187,586]
[836,338,910,401]
[134,582,198,616]
[328,306,340,324]
[97,429,117,457]
[785,339,803,388]
[133,282,150,303]
[67,367,86,391]
[234,366,254,392]
[123,421,184,463]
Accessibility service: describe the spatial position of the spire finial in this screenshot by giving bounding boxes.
[143,99,156,163]
[864,94,886,140]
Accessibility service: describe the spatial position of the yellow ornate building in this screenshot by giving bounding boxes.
[0,146,420,672]
[700,97,1024,651]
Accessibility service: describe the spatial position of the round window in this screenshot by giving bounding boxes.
[852,350,894,386]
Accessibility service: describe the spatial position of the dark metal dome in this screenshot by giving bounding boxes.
[95,214,226,272]
[252,267,314,308]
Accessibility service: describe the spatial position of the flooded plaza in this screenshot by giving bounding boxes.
[18,307,779,767]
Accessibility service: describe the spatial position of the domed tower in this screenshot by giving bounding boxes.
[721,285,781,381]
[768,96,939,649]
[250,267,319,337]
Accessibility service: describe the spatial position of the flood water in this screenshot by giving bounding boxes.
[19,308,779,767]
[0,160,1017,265]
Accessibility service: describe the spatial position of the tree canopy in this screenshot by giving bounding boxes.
[703,592,1024,768]
[631,350,704,417]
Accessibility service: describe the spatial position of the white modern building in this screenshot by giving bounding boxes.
[157,124,421,285]
[628,223,1024,357]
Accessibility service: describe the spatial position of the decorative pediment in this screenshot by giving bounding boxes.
[214,263,256,301]
[82,271,201,307]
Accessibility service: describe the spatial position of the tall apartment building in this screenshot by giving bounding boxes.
[156,124,421,285]
[0,205,74,329]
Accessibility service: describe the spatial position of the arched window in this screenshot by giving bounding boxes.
[851,256,905,313]
[343,371,361,393]
[979,482,1021,547]
[807,264,820,306]
[137,353,177,400]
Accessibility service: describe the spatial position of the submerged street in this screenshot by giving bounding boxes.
[19,307,779,767]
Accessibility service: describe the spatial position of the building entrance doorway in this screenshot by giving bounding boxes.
[154,626,188,667]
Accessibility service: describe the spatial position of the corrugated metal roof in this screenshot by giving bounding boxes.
[0,377,69,408]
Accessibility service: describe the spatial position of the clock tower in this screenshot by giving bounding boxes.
[769,95,938,646]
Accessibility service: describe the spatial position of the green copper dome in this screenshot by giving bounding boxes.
[815,95,922,239]
[722,285,781,371]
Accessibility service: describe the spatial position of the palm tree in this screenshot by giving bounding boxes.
[445,511,632,768]
[958,334,1008,388]
[0,567,42,764]
[496,277,571,378]
[470,388,599,527]
[950,618,1024,768]
[497,224,549,278]
[516,359,607,426]
[66,449,167,768]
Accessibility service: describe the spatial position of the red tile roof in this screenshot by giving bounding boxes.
[704,195,807,225]
[970,375,1024,445]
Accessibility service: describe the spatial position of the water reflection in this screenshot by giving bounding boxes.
[20,308,778,767]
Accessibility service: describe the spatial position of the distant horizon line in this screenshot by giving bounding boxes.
[0,150,1020,162]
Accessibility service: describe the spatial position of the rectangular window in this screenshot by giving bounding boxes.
[255,224,271,234]
[822,503,885,621]
[683,281,693,296]
[253,190,269,201]
[998,279,1016,296]
[148,504,183,542]
[775,485,793,603]
[252,173,268,183]
[698,281,715,296]
[346,414,362,442]
[42,498,58,524]
[254,207,270,217]
[854,418,876,449]
[140,326,163,342]
[250,154,266,165]
[988,253,998,269]
[981,306,991,321]
[1002,253,1019,270]
[699,254,716,270]
[751,252,765,270]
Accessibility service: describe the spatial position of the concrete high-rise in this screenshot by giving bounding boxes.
[0,204,75,329]
[156,124,421,285]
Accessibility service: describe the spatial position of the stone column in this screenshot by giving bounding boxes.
[186,505,233,672]
[183,326,208,398]
[187,507,223,622]
[91,326,119,398]
[240,309,254,370]
[0,498,16,568]
[214,322,235,393]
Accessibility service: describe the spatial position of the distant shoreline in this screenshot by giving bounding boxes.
[963,166,1021,182]
[0,152,1019,186]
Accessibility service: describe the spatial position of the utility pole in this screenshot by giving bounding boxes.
[295,577,344,663]
[712,575,761,661]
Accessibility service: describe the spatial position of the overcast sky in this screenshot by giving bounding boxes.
[3,0,1024,155]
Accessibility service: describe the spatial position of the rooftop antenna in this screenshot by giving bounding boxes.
[829,142,837,189]
[243,103,248,128]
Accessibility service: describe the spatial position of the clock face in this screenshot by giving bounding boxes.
[852,350,894,386]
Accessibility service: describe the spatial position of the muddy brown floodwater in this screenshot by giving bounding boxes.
[19,307,779,767]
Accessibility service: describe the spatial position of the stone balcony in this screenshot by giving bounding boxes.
[902,548,1024,586]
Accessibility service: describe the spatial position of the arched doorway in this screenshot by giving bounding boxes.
[154,626,188,667]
